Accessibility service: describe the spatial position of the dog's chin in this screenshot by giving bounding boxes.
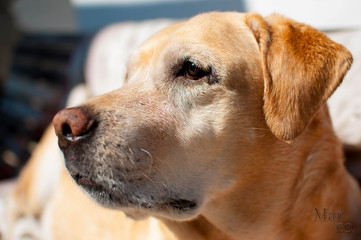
[70,172,201,221]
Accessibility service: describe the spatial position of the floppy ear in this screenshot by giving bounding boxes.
[246,14,352,142]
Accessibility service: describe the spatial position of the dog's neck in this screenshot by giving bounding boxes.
[163,108,361,240]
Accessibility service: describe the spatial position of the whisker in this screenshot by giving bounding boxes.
[140,148,154,170]
[128,148,136,167]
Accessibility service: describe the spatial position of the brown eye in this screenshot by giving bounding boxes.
[184,61,208,80]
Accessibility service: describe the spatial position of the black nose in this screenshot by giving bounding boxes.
[53,107,96,142]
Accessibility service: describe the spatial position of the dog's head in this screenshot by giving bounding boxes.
[53,12,352,221]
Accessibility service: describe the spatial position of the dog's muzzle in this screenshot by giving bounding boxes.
[52,106,200,218]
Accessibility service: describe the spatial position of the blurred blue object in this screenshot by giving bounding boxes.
[0,34,89,180]
[75,0,245,33]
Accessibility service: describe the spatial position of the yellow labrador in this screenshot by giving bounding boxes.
[7,12,361,240]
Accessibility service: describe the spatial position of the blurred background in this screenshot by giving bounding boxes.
[0,0,361,181]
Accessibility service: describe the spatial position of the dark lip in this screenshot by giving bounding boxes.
[70,172,198,212]
[73,173,93,187]
[162,198,197,212]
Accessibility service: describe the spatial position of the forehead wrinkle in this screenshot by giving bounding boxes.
[126,44,163,86]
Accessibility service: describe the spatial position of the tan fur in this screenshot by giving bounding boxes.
[246,13,353,141]
[10,126,61,220]
[7,12,361,240]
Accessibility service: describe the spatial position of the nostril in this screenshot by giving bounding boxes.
[62,123,73,138]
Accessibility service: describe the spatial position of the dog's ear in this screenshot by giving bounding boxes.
[246,14,352,142]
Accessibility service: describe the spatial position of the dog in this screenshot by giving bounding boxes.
[3,12,361,240]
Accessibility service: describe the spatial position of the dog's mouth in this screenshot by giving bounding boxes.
[71,172,198,214]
